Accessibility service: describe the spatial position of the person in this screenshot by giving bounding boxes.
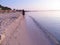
[22,9,25,16]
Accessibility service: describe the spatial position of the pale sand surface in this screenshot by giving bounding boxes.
[0,12,20,34]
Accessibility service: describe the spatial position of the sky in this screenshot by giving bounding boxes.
[0,0,60,10]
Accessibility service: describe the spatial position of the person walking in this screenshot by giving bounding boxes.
[22,9,25,16]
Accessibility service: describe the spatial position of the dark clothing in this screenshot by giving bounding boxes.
[22,10,25,15]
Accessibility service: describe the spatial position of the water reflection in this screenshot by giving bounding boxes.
[26,11,60,42]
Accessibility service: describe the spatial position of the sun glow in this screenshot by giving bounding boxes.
[51,1,60,10]
[33,0,60,10]
[47,1,60,10]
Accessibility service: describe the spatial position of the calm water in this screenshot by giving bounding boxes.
[26,11,60,42]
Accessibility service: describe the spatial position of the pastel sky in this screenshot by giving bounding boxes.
[0,0,60,10]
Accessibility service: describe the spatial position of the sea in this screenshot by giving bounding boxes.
[26,11,60,42]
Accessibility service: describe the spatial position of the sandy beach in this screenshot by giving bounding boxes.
[0,12,59,45]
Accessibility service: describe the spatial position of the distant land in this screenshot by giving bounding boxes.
[0,5,60,12]
[0,5,11,10]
